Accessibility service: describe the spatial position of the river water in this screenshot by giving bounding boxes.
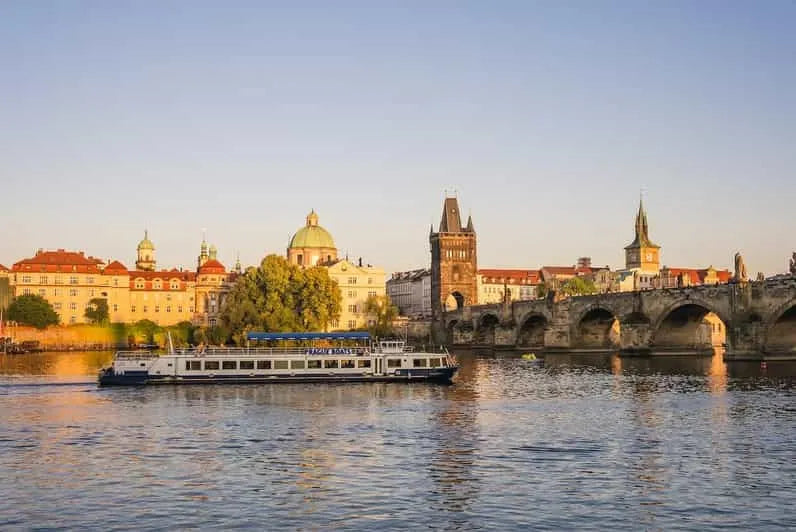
[0,350,794,530]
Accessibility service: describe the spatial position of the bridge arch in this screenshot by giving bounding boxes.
[574,305,620,349]
[516,313,549,347]
[474,312,500,345]
[651,299,730,352]
[444,291,465,312]
[763,298,796,353]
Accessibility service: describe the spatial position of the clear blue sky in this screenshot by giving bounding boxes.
[1,1,794,275]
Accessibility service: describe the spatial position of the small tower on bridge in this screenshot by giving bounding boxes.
[624,197,660,272]
[430,195,478,318]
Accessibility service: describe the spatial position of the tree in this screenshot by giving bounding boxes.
[84,297,109,324]
[559,276,598,297]
[363,294,399,337]
[7,294,59,329]
[220,254,342,345]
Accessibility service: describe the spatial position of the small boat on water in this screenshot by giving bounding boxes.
[521,353,538,361]
[98,332,458,386]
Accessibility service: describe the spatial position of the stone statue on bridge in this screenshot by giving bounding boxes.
[790,252,796,276]
[734,252,748,283]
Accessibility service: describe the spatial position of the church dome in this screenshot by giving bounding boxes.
[288,210,336,250]
[137,230,155,250]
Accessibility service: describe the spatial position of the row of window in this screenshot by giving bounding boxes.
[186,359,372,371]
[131,305,192,313]
[345,277,375,285]
[184,357,444,371]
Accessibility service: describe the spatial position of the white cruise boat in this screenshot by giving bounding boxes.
[98,332,458,386]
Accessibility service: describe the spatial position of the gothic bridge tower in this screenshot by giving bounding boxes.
[430,196,477,318]
[624,197,661,272]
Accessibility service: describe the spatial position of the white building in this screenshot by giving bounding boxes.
[387,269,431,318]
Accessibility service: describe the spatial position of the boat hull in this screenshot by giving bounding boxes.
[98,367,457,386]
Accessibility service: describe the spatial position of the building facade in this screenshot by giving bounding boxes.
[387,269,431,318]
[477,269,540,304]
[8,233,235,327]
[430,196,477,316]
[0,264,10,312]
[327,259,386,330]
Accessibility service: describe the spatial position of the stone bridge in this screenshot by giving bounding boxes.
[440,277,796,357]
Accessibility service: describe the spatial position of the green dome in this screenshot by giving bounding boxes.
[137,230,155,250]
[288,211,336,249]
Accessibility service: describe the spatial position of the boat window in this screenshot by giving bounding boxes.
[340,359,355,368]
[429,358,442,368]
[291,360,306,370]
[222,360,237,370]
[357,359,371,368]
[186,360,201,371]
[413,358,427,368]
[240,360,255,370]
[257,360,271,370]
[274,360,289,370]
[387,359,401,368]
[324,359,339,369]
[307,360,322,369]
[204,361,220,370]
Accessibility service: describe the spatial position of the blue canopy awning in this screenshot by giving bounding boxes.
[246,332,371,341]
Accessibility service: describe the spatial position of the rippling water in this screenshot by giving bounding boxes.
[1,350,794,530]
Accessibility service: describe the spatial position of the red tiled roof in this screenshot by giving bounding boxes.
[103,260,129,274]
[13,249,103,273]
[0,264,8,272]
[541,266,577,275]
[478,269,541,284]
[198,259,226,274]
[129,269,196,292]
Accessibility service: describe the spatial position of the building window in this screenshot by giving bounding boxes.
[170,281,179,290]
[113,278,119,287]
[368,291,376,297]
[348,304,357,313]
[22,288,31,296]
[69,276,78,285]
[54,276,62,285]
[38,289,46,297]
[348,290,357,298]
[143,306,148,313]
[131,305,136,313]
[155,306,160,313]
[69,288,78,297]
[135,279,144,289]
[178,306,183,313]
[69,302,77,311]
[348,277,357,284]
[22,275,31,283]
[347,320,356,329]
[54,302,62,310]
[39,276,48,284]
[113,304,118,312]
[87,277,94,284]
[70,316,77,324]
[297,254,303,265]
[153,280,162,290]
[89,289,95,297]
[189,307,194,313]
[166,306,171,313]
[330,319,339,328]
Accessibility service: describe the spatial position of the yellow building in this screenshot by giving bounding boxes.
[326,259,386,330]
[9,233,237,327]
[286,210,386,331]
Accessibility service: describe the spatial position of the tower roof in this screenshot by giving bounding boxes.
[625,197,659,249]
[137,230,155,251]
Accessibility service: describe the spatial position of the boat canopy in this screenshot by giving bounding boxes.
[247,332,371,341]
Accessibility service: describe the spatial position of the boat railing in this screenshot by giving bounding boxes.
[169,346,371,357]
[115,351,162,360]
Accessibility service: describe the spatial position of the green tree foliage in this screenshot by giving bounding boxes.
[559,276,598,297]
[220,254,342,345]
[131,319,159,345]
[7,294,59,329]
[84,297,109,324]
[363,294,399,337]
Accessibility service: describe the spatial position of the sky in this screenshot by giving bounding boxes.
[1,1,794,275]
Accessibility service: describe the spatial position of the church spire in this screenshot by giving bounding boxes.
[625,195,659,250]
